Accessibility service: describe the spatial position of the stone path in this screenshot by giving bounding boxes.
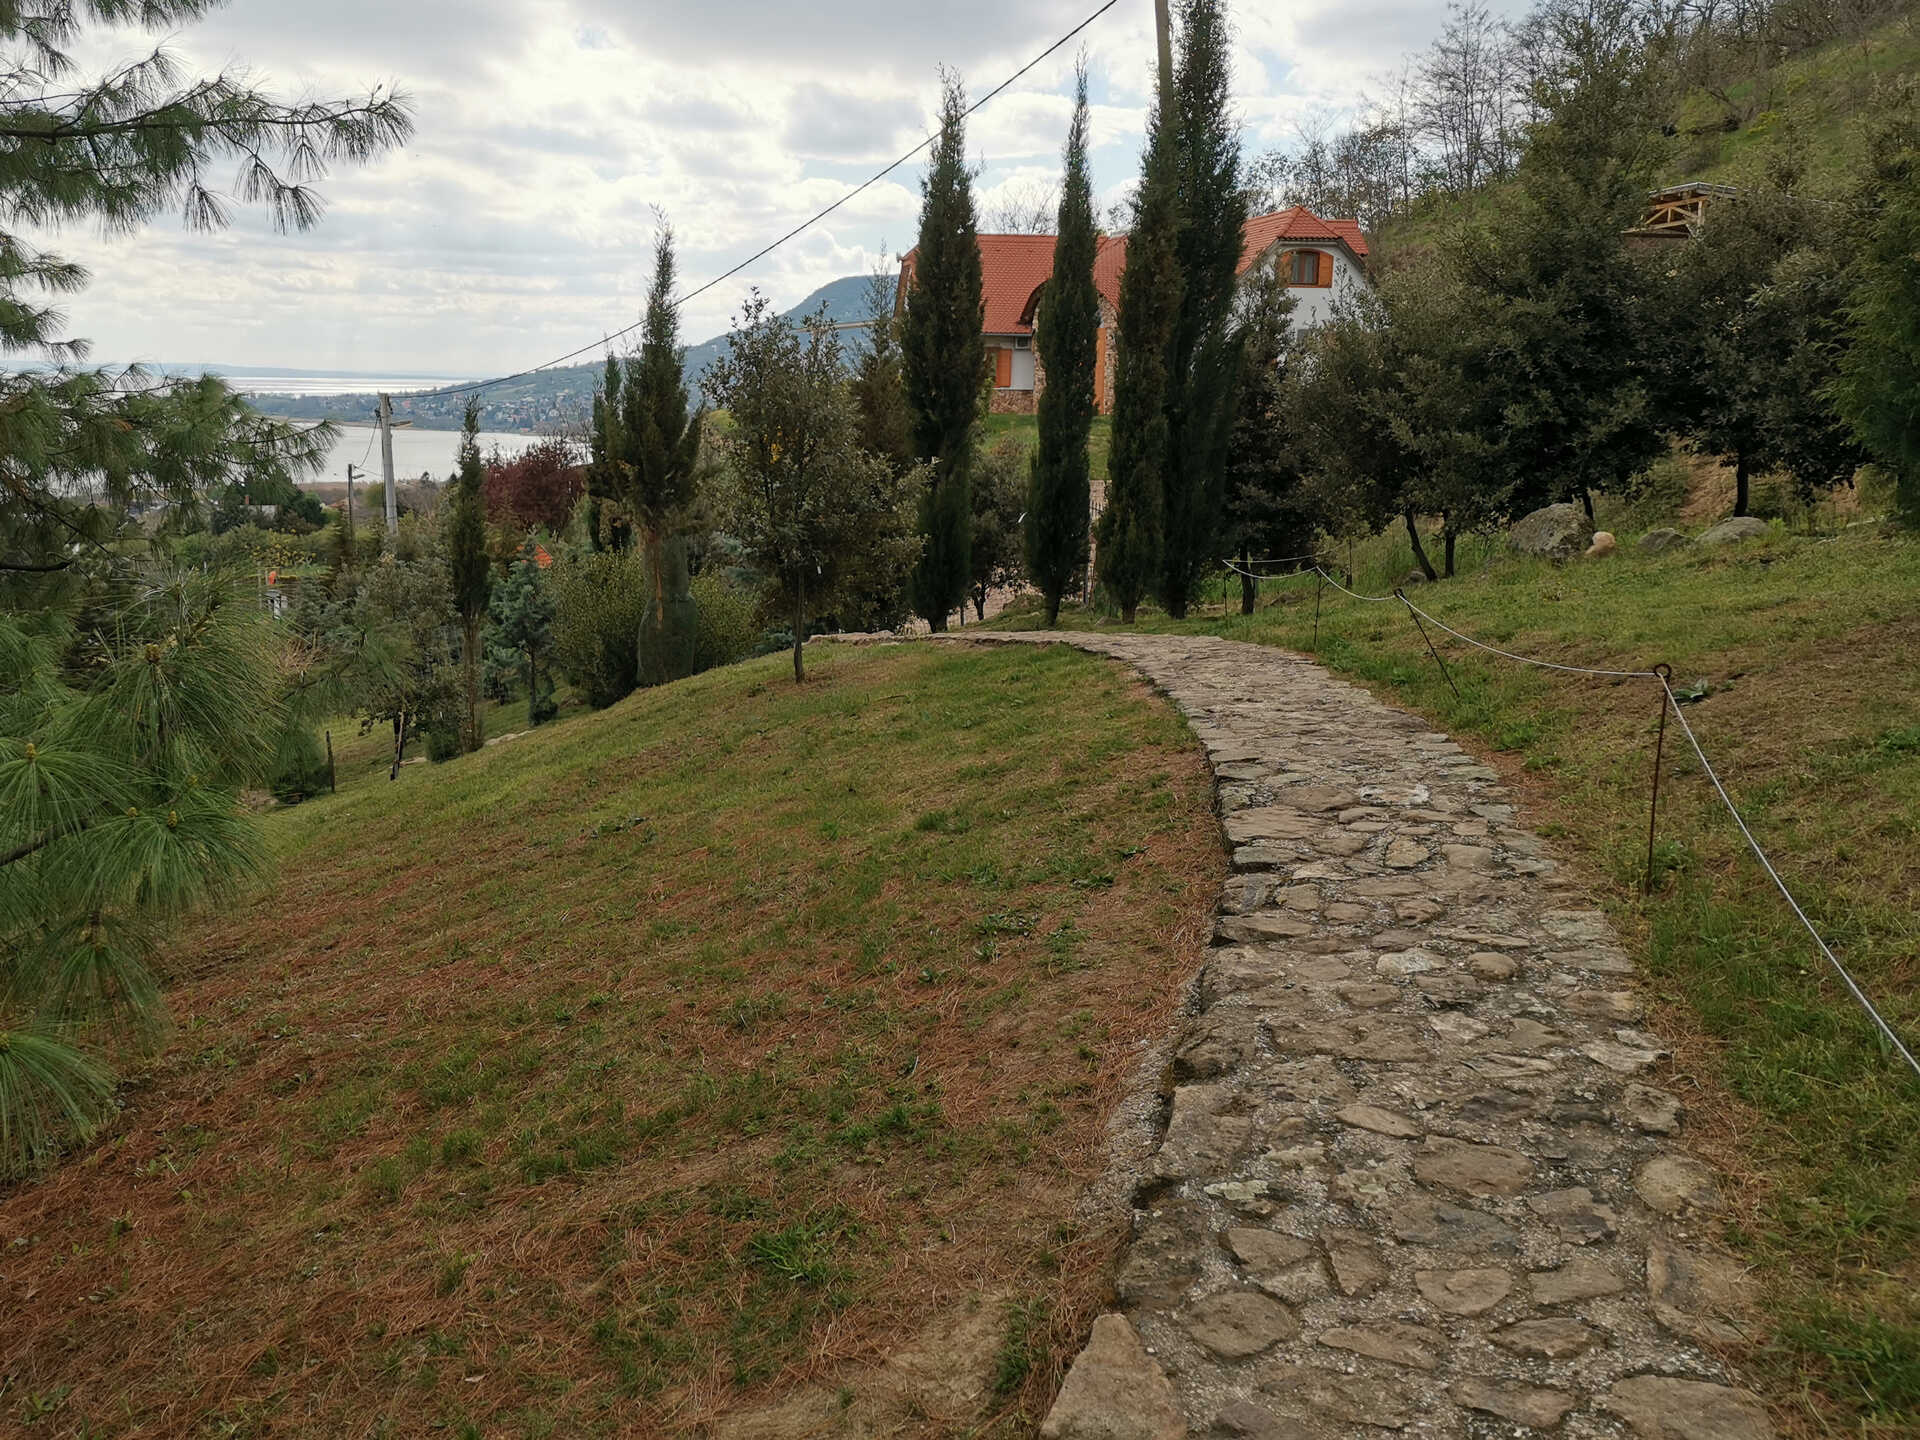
[929,632,1772,1440]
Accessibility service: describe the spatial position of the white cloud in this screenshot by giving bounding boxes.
[29,0,1495,374]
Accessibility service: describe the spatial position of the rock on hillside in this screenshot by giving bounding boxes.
[1698,516,1770,546]
[1508,503,1594,561]
[1638,527,1691,554]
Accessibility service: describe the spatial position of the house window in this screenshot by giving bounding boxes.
[1288,250,1321,285]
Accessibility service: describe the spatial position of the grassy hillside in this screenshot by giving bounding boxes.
[0,644,1221,1438]
[1671,16,1920,193]
[1372,15,1919,265]
[1005,514,1920,1433]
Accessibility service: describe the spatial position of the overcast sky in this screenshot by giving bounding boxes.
[43,0,1499,376]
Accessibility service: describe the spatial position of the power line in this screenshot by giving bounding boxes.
[422,0,1123,404]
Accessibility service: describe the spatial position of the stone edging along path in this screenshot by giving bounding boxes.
[906,631,1774,1440]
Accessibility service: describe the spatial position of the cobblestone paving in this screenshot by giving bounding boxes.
[932,632,1771,1440]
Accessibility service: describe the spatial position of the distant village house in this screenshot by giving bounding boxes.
[895,204,1372,416]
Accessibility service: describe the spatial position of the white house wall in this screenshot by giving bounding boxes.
[1282,248,1371,331]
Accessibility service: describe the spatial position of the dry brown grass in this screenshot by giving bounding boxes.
[0,643,1223,1438]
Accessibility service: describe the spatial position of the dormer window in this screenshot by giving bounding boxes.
[1288,250,1322,285]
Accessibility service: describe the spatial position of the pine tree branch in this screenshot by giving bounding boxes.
[0,817,85,870]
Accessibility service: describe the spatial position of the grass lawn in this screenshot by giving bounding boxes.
[0,643,1222,1437]
[1003,518,1920,1434]
[981,414,1111,485]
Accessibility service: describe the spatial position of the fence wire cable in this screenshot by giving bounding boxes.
[1311,566,1398,603]
[1398,595,1660,678]
[1656,676,1920,1079]
[1248,551,1916,1080]
[1221,555,1319,581]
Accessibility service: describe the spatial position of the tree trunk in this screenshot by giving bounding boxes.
[1733,452,1750,517]
[1239,548,1255,615]
[389,713,407,781]
[1120,602,1138,624]
[1403,509,1438,582]
[1443,527,1457,579]
[463,616,483,751]
[973,585,987,622]
[1578,487,1595,522]
[1045,592,1061,627]
[1166,595,1188,621]
[929,612,948,634]
[792,576,806,683]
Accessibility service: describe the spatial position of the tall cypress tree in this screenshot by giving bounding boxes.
[902,72,984,632]
[1222,262,1313,614]
[1026,65,1098,627]
[620,228,703,683]
[1159,0,1248,619]
[1097,85,1180,623]
[446,400,492,751]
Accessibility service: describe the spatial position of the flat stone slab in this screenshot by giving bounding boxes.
[921,631,1770,1440]
[1039,1314,1183,1440]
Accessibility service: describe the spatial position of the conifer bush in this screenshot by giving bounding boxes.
[549,551,650,709]
[269,725,331,804]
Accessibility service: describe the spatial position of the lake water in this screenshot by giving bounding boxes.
[302,424,562,487]
[223,373,475,397]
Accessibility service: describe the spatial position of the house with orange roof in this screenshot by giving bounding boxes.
[896,204,1370,418]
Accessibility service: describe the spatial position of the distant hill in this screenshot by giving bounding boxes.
[242,274,889,434]
[678,273,877,395]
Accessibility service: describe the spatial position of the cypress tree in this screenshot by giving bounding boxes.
[1222,262,1313,614]
[902,72,984,632]
[1096,87,1180,623]
[446,400,493,752]
[1026,65,1098,627]
[1159,0,1248,619]
[621,228,703,683]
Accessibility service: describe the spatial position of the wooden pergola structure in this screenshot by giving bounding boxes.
[1624,181,1739,247]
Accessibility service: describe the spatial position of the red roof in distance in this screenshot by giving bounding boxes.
[899,205,1366,337]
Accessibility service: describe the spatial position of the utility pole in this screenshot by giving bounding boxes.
[344,462,362,554]
[1153,0,1173,98]
[376,393,398,536]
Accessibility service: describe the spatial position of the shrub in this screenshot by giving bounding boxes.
[691,569,761,671]
[483,440,585,534]
[269,725,331,803]
[550,549,649,709]
[425,724,463,763]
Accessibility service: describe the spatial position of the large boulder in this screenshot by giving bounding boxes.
[1638,527,1690,555]
[1698,516,1770,547]
[1508,503,1593,561]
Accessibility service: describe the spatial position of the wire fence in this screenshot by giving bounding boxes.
[1216,551,1920,1080]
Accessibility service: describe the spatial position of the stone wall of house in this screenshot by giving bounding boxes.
[1029,297,1120,419]
[990,387,1038,415]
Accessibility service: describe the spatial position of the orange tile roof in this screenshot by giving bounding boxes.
[899,206,1364,335]
[1239,205,1370,266]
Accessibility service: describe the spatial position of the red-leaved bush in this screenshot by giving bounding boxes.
[484,439,585,533]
